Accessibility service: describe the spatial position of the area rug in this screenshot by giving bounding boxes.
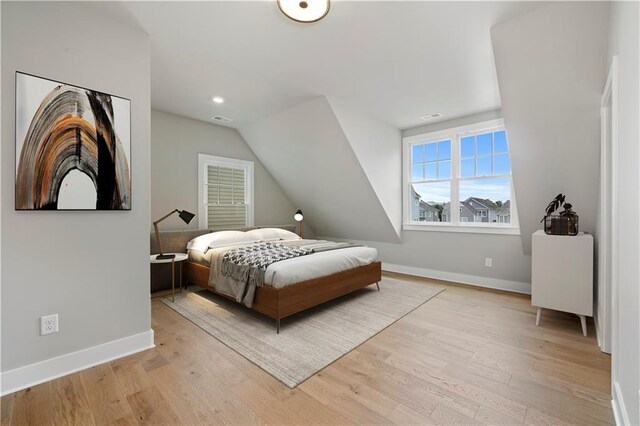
[160,277,444,388]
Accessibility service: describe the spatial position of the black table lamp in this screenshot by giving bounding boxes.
[294,209,304,238]
[154,209,195,260]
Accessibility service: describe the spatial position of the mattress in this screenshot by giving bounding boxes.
[188,241,378,289]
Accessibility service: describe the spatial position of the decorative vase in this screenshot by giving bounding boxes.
[544,214,579,236]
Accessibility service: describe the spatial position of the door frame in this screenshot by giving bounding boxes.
[598,55,618,357]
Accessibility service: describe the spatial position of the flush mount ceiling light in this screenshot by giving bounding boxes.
[212,96,225,104]
[277,0,330,23]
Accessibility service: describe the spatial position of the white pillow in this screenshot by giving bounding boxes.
[273,228,302,241]
[245,228,280,242]
[187,231,259,252]
[246,228,301,242]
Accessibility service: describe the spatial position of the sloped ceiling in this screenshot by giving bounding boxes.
[84,1,539,129]
[239,97,401,242]
[327,98,402,236]
[492,2,610,252]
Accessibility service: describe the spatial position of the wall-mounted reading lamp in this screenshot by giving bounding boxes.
[153,209,195,260]
[294,209,304,238]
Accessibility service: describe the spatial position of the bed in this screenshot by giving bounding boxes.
[181,227,382,332]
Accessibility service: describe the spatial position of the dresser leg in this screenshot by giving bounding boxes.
[579,315,587,337]
[376,282,380,291]
[536,307,542,326]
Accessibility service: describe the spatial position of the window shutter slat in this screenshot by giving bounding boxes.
[207,166,219,184]
[206,163,247,229]
[219,186,233,204]
[208,205,247,231]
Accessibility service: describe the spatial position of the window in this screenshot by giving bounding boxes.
[198,154,254,230]
[409,139,452,223]
[403,119,518,234]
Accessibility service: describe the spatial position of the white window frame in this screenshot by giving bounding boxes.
[197,153,254,230]
[402,118,520,235]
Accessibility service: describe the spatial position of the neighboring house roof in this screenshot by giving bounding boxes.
[442,202,474,217]
[419,200,437,212]
[461,203,475,217]
[411,186,420,199]
[465,197,497,210]
[411,186,439,212]
[444,199,510,217]
[461,199,479,215]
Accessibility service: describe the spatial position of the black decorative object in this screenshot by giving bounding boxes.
[541,193,579,235]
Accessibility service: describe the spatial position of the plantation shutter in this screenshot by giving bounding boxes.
[206,165,247,230]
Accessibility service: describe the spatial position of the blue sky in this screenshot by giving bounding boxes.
[413,178,511,204]
[412,130,511,204]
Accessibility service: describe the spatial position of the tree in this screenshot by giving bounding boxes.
[495,200,503,208]
[434,203,444,222]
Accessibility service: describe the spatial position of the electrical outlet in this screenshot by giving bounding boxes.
[485,257,493,267]
[40,314,59,336]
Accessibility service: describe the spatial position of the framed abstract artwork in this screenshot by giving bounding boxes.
[15,72,131,210]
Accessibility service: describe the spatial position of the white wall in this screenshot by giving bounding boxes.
[240,97,401,243]
[240,97,532,289]
[348,230,531,292]
[325,111,532,292]
[492,2,610,254]
[607,2,639,424]
[328,98,402,235]
[1,2,152,392]
[151,110,296,230]
[403,109,503,138]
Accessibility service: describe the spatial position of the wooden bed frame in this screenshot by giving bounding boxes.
[184,260,382,333]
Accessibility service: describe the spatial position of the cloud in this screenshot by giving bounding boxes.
[413,177,511,203]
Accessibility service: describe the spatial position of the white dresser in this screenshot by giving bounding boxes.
[531,230,593,336]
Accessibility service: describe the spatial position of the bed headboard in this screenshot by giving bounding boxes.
[149,225,297,254]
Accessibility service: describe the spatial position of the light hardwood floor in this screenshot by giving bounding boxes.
[1,272,613,425]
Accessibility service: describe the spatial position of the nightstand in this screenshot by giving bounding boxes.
[532,230,593,336]
[150,253,188,302]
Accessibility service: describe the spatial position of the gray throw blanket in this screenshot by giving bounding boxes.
[221,242,314,288]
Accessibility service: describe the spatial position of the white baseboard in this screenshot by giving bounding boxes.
[383,262,531,294]
[594,312,603,349]
[0,329,154,396]
[593,309,612,354]
[612,381,631,426]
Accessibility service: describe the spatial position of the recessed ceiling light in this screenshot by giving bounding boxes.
[212,96,225,104]
[420,113,442,120]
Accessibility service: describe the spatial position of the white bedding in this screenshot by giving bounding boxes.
[263,246,377,289]
[187,241,378,289]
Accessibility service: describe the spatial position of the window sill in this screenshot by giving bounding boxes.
[403,223,521,235]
